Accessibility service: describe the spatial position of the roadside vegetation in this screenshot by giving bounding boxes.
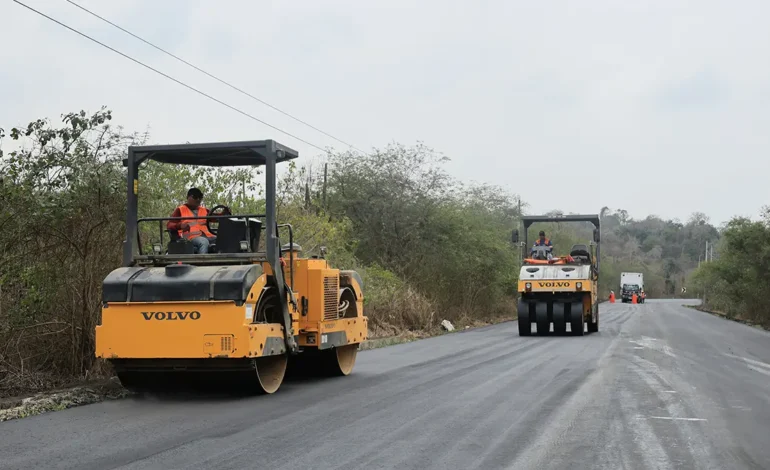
[689,209,770,329]
[0,108,728,397]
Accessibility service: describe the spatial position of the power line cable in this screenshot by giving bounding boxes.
[64,0,367,155]
[12,0,329,153]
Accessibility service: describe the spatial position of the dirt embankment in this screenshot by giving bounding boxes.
[1,378,129,422]
[686,304,769,331]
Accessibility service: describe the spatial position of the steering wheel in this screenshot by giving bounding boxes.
[206,204,232,235]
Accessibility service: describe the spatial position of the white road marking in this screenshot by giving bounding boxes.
[629,337,676,357]
[724,353,770,377]
[638,416,708,422]
[747,365,770,378]
[741,357,770,370]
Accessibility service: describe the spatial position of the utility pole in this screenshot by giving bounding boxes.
[703,242,708,304]
[323,163,328,210]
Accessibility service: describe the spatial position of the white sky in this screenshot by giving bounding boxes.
[1,0,768,225]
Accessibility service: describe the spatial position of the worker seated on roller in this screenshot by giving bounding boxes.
[534,230,553,249]
[166,187,216,254]
[531,231,554,260]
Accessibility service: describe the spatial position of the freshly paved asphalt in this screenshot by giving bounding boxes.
[1,299,769,469]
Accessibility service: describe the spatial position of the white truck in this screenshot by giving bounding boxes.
[620,272,644,303]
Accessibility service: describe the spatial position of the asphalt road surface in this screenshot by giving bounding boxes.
[1,299,769,469]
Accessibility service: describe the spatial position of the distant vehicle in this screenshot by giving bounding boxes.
[621,283,645,303]
[620,272,644,303]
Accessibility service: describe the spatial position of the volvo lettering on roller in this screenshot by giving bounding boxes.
[141,311,201,321]
[538,281,571,288]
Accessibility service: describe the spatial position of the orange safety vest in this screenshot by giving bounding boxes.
[177,204,214,240]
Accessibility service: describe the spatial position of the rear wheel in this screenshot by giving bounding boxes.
[322,344,358,376]
[587,308,599,333]
[517,300,532,336]
[535,302,550,336]
[552,303,567,335]
[114,354,288,395]
[570,301,584,336]
[253,354,288,394]
[288,344,359,377]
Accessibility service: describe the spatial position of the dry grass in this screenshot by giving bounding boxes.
[686,304,768,331]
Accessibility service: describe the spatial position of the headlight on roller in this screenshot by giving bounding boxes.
[576,282,583,290]
[525,282,532,291]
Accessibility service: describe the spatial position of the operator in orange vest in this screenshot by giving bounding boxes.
[531,230,554,260]
[166,187,216,254]
[533,231,553,249]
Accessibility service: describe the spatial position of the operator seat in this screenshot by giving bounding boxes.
[569,244,591,263]
[166,229,217,254]
[167,229,193,254]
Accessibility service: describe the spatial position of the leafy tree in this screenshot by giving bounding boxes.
[691,215,770,326]
[0,108,132,392]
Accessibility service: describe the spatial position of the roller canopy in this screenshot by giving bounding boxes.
[521,214,600,228]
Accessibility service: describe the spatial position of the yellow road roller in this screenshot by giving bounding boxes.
[95,139,368,394]
[511,214,600,336]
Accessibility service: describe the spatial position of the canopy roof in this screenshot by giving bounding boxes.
[125,140,299,167]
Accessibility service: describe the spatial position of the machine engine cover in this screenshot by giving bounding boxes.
[102,264,262,303]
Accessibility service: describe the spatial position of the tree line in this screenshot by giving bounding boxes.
[0,108,738,396]
[690,209,770,327]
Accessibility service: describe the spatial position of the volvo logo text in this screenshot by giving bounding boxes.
[141,311,201,320]
[537,281,571,288]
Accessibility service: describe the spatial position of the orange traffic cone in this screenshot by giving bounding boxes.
[632,293,638,304]
[609,292,615,303]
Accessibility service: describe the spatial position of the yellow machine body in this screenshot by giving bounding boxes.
[514,214,601,336]
[95,252,367,394]
[96,257,367,360]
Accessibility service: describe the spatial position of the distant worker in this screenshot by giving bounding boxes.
[167,187,216,254]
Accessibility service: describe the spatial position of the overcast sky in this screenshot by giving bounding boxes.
[1,0,768,225]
